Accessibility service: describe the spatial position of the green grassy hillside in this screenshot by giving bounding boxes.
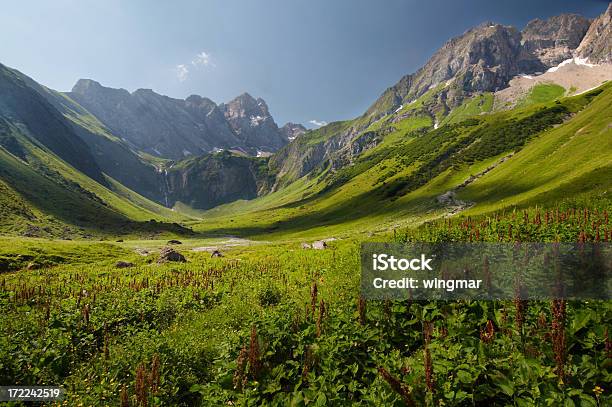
[0,119,191,238]
[193,83,611,240]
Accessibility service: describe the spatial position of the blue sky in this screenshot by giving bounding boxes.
[0,0,607,126]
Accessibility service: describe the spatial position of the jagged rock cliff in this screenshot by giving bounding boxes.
[576,3,612,63]
[68,81,288,159]
[521,14,592,67]
[220,93,288,152]
[164,151,273,209]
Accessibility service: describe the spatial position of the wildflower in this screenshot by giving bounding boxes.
[378,367,416,407]
[135,363,148,407]
[310,282,318,319]
[149,354,160,394]
[480,320,495,344]
[513,280,528,333]
[551,298,566,383]
[248,325,261,380]
[120,384,130,407]
[424,346,434,393]
[316,299,326,338]
[233,346,248,391]
[593,385,604,396]
[302,346,315,382]
[357,296,367,325]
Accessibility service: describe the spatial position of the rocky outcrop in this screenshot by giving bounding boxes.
[163,150,273,209]
[365,23,526,119]
[68,81,288,159]
[576,3,612,63]
[521,14,591,67]
[269,121,360,188]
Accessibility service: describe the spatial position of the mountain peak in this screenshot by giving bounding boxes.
[521,13,592,67]
[365,7,607,121]
[70,79,131,99]
[233,92,256,103]
[280,122,307,141]
[71,78,103,93]
[224,93,271,117]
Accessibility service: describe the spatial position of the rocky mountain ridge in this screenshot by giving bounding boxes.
[365,11,606,120]
[68,80,293,159]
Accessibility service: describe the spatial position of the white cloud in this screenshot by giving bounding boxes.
[192,51,214,67]
[175,51,214,82]
[309,119,328,127]
[175,64,189,82]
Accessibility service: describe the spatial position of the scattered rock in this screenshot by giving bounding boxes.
[26,262,39,270]
[135,249,150,256]
[167,239,182,245]
[158,247,186,263]
[115,261,134,269]
[211,250,223,258]
[312,241,327,250]
[301,243,312,249]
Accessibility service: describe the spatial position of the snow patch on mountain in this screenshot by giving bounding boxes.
[548,57,597,73]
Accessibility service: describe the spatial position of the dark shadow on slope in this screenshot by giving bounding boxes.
[0,148,192,238]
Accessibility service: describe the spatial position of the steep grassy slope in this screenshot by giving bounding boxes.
[515,83,566,108]
[0,64,105,184]
[0,149,178,239]
[458,83,612,214]
[193,83,611,240]
[0,117,190,238]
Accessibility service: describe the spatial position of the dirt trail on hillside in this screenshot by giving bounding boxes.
[437,153,514,216]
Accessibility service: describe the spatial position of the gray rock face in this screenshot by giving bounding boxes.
[163,150,273,209]
[365,10,607,120]
[576,3,612,63]
[366,22,526,118]
[279,122,307,140]
[67,81,288,159]
[312,241,327,250]
[522,14,592,67]
[220,93,287,152]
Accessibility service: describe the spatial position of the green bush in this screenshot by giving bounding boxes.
[257,283,282,306]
